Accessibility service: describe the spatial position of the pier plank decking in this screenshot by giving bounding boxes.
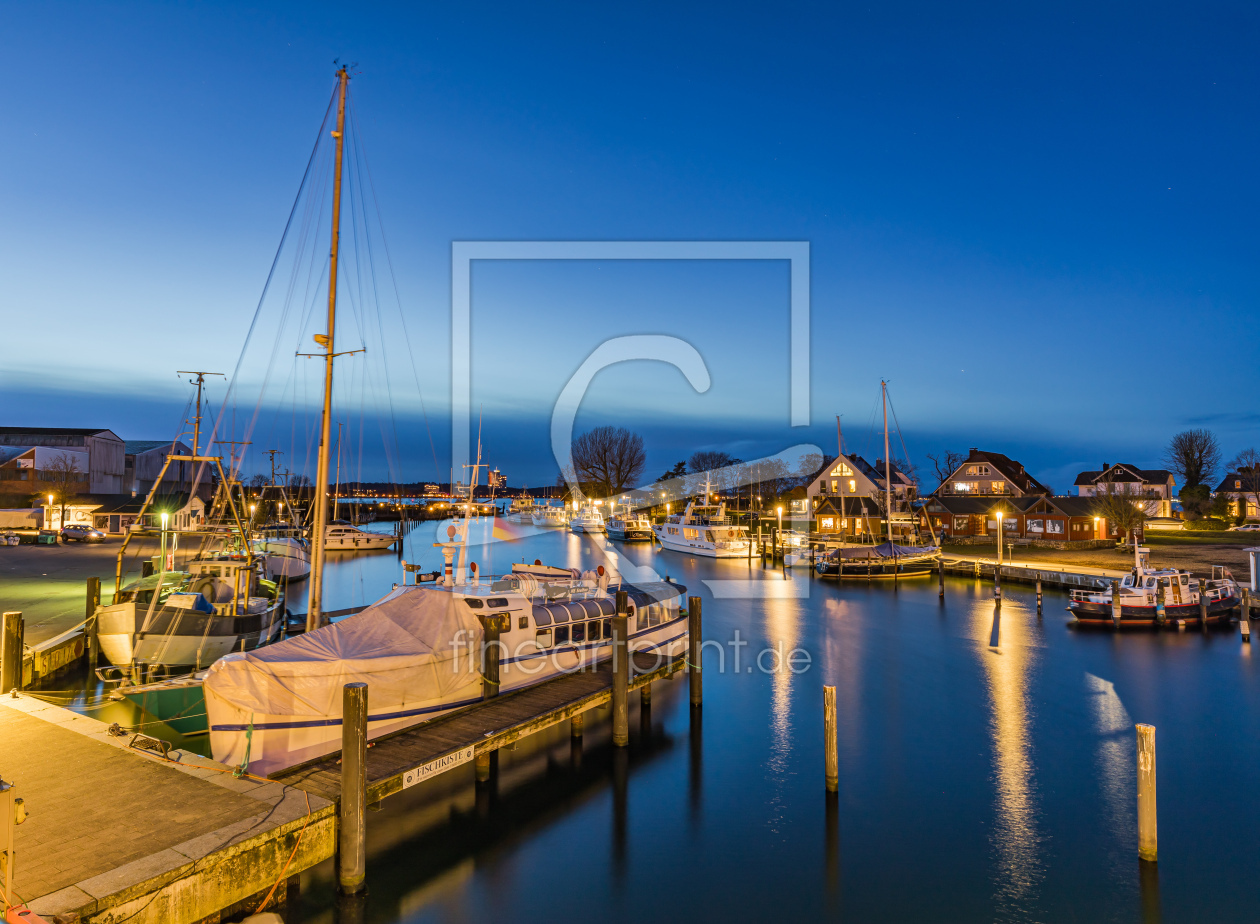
[275,651,684,803]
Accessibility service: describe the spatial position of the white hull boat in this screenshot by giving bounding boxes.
[531,506,567,528]
[569,506,606,534]
[252,536,312,581]
[324,523,396,551]
[654,483,751,558]
[205,567,688,775]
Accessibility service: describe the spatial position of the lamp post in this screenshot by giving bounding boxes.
[996,511,1003,565]
[1094,516,1101,541]
[160,512,169,573]
[249,503,256,528]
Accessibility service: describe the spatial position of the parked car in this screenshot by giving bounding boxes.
[60,524,106,543]
[1228,524,1260,532]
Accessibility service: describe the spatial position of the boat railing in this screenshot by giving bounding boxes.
[1069,588,1103,603]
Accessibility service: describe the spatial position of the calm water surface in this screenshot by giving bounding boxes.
[76,521,1260,922]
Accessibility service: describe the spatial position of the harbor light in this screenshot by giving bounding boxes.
[996,511,1003,565]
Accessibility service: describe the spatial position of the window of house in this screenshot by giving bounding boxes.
[954,516,968,530]
[1027,519,1044,532]
[832,463,853,477]
[830,479,838,492]
[1237,480,1242,489]
[991,481,1006,493]
[819,517,834,529]
[954,481,977,493]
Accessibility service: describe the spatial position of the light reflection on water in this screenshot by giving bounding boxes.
[971,596,1044,918]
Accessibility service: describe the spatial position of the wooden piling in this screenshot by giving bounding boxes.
[1243,590,1252,644]
[475,752,491,782]
[1156,584,1167,627]
[1112,580,1122,628]
[339,682,368,895]
[994,564,1002,603]
[1137,723,1157,863]
[481,614,503,698]
[1,612,23,694]
[640,682,652,706]
[571,711,584,737]
[688,595,703,707]
[1199,595,1208,631]
[86,577,101,671]
[612,590,629,747]
[823,685,838,793]
[938,556,945,598]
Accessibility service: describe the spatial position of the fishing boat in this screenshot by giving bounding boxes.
[1068,546,1241,627]
[606,509,654,542]
[251,525,311,581]
[569,503,606,534]
[531,504,568,528]
[97,554,285,670]
[654,478,751,558]
[323,521,396,551]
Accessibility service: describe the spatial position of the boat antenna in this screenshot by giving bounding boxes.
[882,380,894,553]
[307,65,351,632]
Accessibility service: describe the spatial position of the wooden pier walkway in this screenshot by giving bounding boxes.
[941,553,1125,589]
[275,650,684,803]
[2,650,684,923]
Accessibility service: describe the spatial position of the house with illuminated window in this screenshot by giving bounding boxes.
[1073,463,1175,517]
[932,448,1052,498]
[1214,470,1260,520]
[806,453,917,538]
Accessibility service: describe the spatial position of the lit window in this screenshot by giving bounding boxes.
[991,481,1006,493]
[819,517,834,529]
[954,481,976,493]
[848,479,856,492]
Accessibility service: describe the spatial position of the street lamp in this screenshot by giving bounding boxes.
[996,511,1003,565]
[1094,516,1101,540]
[47,494,54,530]
[160,512,170,573]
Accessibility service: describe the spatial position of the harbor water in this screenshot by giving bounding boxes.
[54,521,1260,921]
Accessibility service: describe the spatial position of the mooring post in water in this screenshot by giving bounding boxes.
[994,564,1002,604]
[612,590,629,747]
[1199,595,1208,631]
[1,612,23,694]
[938,556,945,598]
[1156,584,1167,627]
[688,595,703,707]
[339,682,368,896]
[641,681,652,706]
[1242,589,1251,643]
[823,685,838,793]
[480,613,504,698]
[1137,723,1157,863]
[1036,579,1042,616]
[571,711,584,737]
[475,752,491,782]
[86,577,101,671]
[1112,580,1122,628]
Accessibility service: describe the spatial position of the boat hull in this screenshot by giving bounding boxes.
[96,601,285,669]
[815,555,938,578]
[324,533,396,551]
[655,536,751,558]
[607,526,654,542]
[1069,594,1239,627]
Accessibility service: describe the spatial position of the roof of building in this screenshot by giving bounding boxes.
[921,495,1043,515]
[1215,471,1260,493]
[0,447,33,464]
[0,427,121,440]
[124,440,179,454]
[1073,463,1175,486]
[51,492,203,514]
[814,495,882,516]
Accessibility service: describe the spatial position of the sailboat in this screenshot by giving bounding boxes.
[814,382,940,578]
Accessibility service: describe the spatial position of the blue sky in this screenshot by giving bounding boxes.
[3,2,1257,492]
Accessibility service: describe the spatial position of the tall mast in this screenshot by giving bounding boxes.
[308,66,349,633]
[882,381,892,543]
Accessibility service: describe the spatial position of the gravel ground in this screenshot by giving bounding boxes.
[941,539,1256,578]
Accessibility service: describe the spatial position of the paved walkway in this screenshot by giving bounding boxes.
[0,694,332,920]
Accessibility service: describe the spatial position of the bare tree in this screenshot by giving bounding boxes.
[248,473,268,488]
[926,451,966,491]
[1164,429,1221,488]
[43,453,83,530]
[1226,448,1260,521]
[1090,479,1160,548]
[571,426,646,499]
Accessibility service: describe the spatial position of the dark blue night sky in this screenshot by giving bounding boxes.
[4,2,1257,490]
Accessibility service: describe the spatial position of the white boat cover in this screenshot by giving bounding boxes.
[205,585,485,773]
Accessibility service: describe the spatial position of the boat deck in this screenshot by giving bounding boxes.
[274,650,683,802]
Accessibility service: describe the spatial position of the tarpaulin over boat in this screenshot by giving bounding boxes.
[204,585,484,773]
[828,542,939,560]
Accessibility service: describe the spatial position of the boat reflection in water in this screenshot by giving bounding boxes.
[972,596,1044,917]
[763,596,802,838]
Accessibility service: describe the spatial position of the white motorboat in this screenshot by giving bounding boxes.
[251,526,311,581]
[568,504,606,534]
[654,481,751,558]
[531,505,567,528]
[324,521,396,551]
[204,563,689,775]
[505,496,537,522]
[606,510,654,542]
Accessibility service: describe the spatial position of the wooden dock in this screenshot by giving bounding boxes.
[275,650,684,803]
[2,651,684,923]
[941,554,1124,590]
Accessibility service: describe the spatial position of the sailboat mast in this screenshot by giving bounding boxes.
[882,381,892,542]
[308,66,349,633]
